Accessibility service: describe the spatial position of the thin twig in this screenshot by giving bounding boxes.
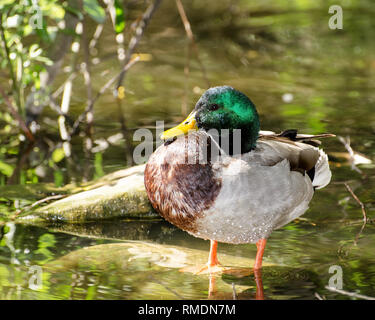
[101,56,140,99]
[82,26,93,116]
[344,182,368,245]
[0,13,21,112]
[71,0,161,136]
[106,0,126,63]
[71,56,140,134]
[175,0,210,87]
[116,0,163,88]
[56,18,82,153]
[58,80,73,163]
[51,72,78,100]
[105,0,136,165]
[325,286,375,300]
[232,283,237,300]
[314,292,324,300]
[81,15,94,151]
[344,183,367,223]
[354,222,367,246]
[181,39,191,115]
[89,24,104,53]
[24,0,80,122]
[12,194,66,219]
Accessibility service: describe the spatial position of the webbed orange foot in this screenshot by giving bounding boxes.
[179,240,226,274]
[179,260,225,274]
[194,261,224,274]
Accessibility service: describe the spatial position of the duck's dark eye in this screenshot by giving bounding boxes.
[208,104,219,111]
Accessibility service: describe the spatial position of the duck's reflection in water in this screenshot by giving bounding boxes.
[206,266,321,300]
[207,268,264,300]
[254,269,264,300]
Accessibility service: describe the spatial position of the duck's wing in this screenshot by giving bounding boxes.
[256,129,334,190]
[259,129,335,146]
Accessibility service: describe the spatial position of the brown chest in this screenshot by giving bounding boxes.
[144,135,222,233]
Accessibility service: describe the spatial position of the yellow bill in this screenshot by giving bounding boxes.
[161,111,198,140]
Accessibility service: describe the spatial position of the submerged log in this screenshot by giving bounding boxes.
[19,164,158,224]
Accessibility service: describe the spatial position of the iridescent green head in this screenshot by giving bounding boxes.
[161,86,260,154]
[194,86,260,153]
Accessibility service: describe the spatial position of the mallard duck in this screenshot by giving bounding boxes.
[144,86,333,273]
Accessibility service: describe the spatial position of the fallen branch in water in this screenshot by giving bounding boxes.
[325,286,375,300]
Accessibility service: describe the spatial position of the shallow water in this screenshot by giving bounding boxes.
[1,1,375,299]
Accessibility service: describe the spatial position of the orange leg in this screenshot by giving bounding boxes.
[254,238,267,270]
[179,240,225,274]
[194,240,222,274]
[253,239,267,299]
[208,240,220,267]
